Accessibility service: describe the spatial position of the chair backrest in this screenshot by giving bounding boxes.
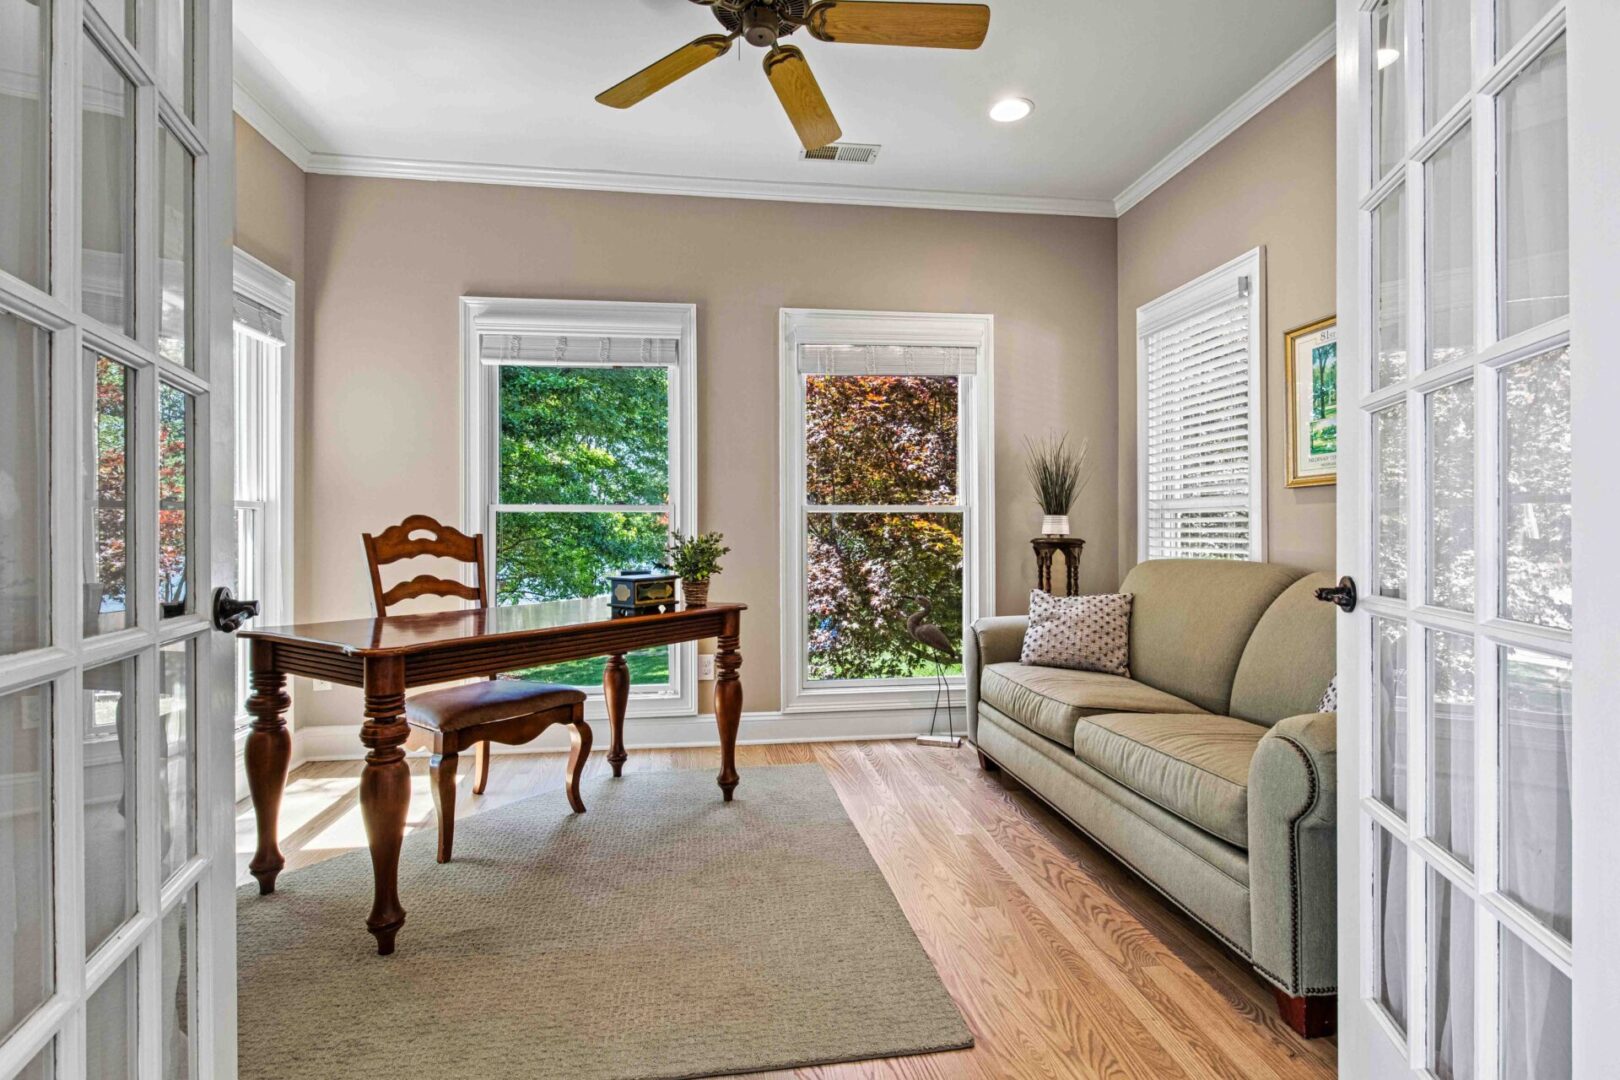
[1118,558,1305,715]
[361,514,489,615]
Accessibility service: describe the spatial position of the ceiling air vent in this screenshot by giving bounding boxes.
[799,142,881,164]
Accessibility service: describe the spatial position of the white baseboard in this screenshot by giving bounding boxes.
[289,705,971,764]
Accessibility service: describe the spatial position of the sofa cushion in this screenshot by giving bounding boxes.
[1228,571,1338,726]
[1120,559,1304,715]
[1071,712,1267,848]
[980,662,1205,748]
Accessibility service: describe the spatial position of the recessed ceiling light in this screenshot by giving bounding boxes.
[1376,48,1400,70]
[989,97,1034,123]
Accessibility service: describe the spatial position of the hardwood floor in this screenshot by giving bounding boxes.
[235,739,1337,1079]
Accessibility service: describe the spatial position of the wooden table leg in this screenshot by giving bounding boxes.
[359,656,410,956]
[244,641,291,895]
[715,621,743,801]
[604,653,629,777]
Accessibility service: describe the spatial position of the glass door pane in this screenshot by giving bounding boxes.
[1375,0,1407,178]
[1426,631,1475,865]
[1373,404,1408,599]
[161,892,195,1078]
[1426,379,1474,610]
[1497,0,1557,58]
[0,684,53,1043]
[158,640,195,878]
[83,659,138,955]
[1426,0,1472,124]
[0,0,50,289]
[1427,870,1475,1079]
[85,959,137,1080]
[1500,930,1572,1077]
[1498,37,1568,337]
[1374,189,1409,388]
[1499,646,1572,938]
[1375,825,1409,1033]
[1500,347,1571,630]
[88,353,137,635]
[0,312,50,656]
[1426,129,1475,367]
[80,34,135,337]
[159,385,194,617]
[1374,616,1409,814]
[158,127,194,368]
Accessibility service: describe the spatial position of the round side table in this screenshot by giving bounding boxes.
[1032,536,1085,595]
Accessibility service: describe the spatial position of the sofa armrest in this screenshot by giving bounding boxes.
[1248,711,1337,996]
[965,616,1027,745]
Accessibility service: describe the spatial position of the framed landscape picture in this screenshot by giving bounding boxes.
[1285,316,1337,487]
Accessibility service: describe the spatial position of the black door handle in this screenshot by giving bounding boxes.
[212,586,261,633]
[1315,576,1357,613]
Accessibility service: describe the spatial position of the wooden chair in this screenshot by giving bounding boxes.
[362,514,590,863]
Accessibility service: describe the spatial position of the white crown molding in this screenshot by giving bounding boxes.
[301,151,1118,217]
[231,23,1333,221]
[233,78,313,171]
[1112,25,1335,217]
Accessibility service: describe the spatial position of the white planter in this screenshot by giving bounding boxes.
[1040,514,1071,537]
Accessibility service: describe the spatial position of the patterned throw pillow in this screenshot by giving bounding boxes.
[1019,590,1133,677]
[1319,676,1338,713]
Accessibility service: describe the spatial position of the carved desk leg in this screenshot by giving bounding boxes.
[715,618,743,801]
[604,653,629,777]
[359,656,411,955]
[565,706,592,814]
[244,640,292,895]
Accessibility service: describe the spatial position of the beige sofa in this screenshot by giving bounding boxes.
[965,559,1338,1037]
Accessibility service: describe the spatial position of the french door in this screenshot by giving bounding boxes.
[1335,0,1576,1077]
[0,0,236,1077]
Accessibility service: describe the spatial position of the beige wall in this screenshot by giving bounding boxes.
[1116,63,1337,579]
[233,116,304,286]
[285,174,1118,725]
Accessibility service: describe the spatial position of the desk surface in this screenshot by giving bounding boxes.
[241,598,746,656]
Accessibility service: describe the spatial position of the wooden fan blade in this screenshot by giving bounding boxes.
[805,2,990,49]
[763,46,842,151]
[595,34,733,109]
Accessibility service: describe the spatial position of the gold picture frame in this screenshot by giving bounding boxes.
[1285,316,1338,488]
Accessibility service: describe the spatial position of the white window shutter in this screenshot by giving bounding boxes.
[1138,252,1263,562]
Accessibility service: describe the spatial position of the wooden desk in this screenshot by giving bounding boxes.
[239,599,746,955]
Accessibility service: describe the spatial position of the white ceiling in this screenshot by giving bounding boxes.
[233,0,1334,216]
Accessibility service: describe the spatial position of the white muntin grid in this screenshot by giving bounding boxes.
[0,0,233,1076]
[1351,0,1572,1075]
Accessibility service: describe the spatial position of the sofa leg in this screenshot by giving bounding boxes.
[1272,988,1336,1039]
[976,749,1000,772]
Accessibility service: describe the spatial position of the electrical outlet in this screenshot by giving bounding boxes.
[696,654,716,681]
[313,679,334,692]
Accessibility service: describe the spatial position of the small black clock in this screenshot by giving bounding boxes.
[609,569,679,616]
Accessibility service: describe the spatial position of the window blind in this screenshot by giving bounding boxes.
[479,333,679,366]
[1142,291,1256,560]
[232,293,286,345]
[797,343,978,377]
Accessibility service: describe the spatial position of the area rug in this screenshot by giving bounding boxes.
[237,764,972,1079]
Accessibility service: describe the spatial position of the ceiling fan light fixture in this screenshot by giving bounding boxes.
[989,96,1033,123]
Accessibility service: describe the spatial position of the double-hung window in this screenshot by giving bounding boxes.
[780,309,995,714]
[463,298,697,717]
[1136,247,1266,561]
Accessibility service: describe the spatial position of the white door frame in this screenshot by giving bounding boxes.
[1335,0,1607,1076]
[1564,1,1620,1075]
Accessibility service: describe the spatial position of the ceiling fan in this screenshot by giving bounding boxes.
[596,1,992,152]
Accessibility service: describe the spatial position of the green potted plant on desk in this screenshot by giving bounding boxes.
[666,530,730,608]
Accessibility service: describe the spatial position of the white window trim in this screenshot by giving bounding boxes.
[460,297,698,720]
[1135,246,1268,562]
[229,248,295,801]
[778,308,995,715]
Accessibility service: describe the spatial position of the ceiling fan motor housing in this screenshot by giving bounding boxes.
[713,0,809,47]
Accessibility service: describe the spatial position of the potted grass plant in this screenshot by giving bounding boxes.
[1024,433,1093,536]
[666,530,730,608]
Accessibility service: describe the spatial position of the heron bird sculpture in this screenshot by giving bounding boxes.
[904,595,962,748]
